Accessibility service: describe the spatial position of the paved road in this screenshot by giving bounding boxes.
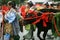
[0,26,60,40]
[0,37,3,40]
[18,26,58,40]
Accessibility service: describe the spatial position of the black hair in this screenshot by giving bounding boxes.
[45,2,49,7]
[8,1,16,9]
[27,1,33,7]
[51,4,54,7]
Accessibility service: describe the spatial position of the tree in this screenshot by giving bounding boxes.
[53,0,60,1]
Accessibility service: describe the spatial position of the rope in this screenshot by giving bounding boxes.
[24,13,53,20]
[54,18,60,36]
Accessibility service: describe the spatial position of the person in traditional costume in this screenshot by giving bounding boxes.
[2,3,9,13]
[4,1,20,40]
[20,1,37,40]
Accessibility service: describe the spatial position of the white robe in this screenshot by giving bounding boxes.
[5,8,16,23]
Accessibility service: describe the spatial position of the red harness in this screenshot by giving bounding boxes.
[24,12,53,27]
